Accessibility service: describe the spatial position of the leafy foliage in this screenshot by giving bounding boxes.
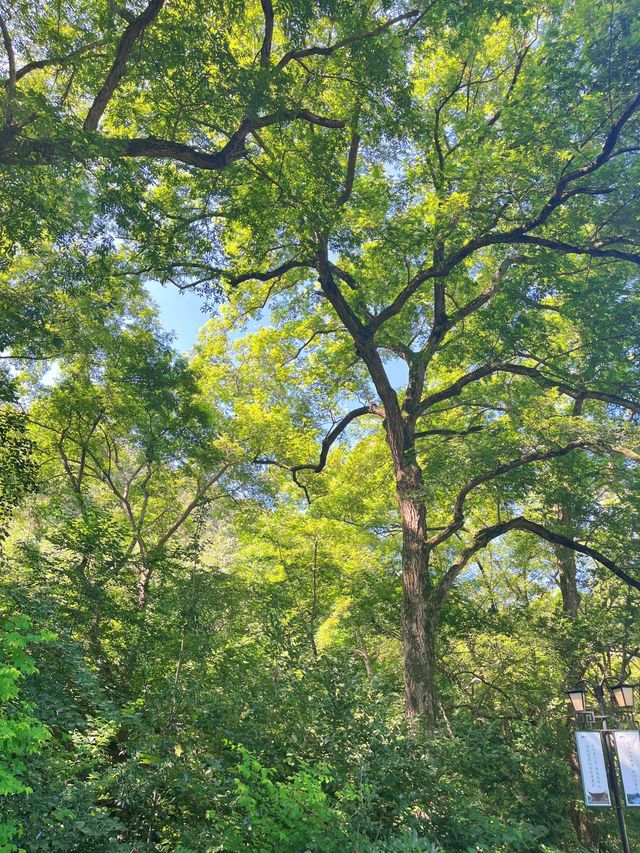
[1,0,640,849]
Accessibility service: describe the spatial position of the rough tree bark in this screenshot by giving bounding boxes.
[397,464,438,726]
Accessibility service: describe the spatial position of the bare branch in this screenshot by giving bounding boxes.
[282,326,343,365]
[518,90,640,234]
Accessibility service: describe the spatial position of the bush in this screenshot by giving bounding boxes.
[0,615,51,853]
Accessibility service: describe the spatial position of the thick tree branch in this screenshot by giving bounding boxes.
[120,109,345,168]
[225,257,313,287]
[368,92,640,332]
[315,238,406,468]
[0,13,16,122]
[492,234,640,264]
[259,0,274,67]
[438,516,640,601]
[515,90,640,235]
[84,0,166,131]
[419,362,640,415]
[338,130,360,205]
[429,439,609,549]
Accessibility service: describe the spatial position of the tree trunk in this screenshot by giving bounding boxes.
[553,501,580,617]
[137,560,152,609]
[398,465,438,727]
[552,503,595,844]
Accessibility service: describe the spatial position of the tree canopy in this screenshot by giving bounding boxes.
[1,0,640,850]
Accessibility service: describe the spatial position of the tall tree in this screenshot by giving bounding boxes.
[3,0,639,733]
[190,0,640,725]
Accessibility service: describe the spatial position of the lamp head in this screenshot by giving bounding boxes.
[609,683,635,710]
[565,686,587,714]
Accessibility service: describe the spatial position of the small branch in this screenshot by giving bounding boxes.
[276,9,424,70]
[414,425,485,439]
[154,463,230,551]
[446,254,534,327]
[13,41,105,82]
[486,36,535,127]
[282,326,343,365]
[497,234,640,265]
[329,261,358,290]
[255,405,380,497]
[291,406,377,476]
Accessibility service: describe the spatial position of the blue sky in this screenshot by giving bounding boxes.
[146,281,210,352]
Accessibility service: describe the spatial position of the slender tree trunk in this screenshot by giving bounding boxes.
[355,630,373,679]
[137,559,152,609]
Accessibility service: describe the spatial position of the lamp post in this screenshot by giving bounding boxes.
[565,679,636,853]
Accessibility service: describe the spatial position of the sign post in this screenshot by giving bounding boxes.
[572,683,633,853]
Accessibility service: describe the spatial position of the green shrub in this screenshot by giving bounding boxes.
[0,615,51,853]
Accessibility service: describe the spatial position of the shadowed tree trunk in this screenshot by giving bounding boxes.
[553,501,581,619]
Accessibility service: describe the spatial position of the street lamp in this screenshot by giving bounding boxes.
[565,678,635,853]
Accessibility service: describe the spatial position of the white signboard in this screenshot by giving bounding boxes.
[576,731,611,807]
[613,731,640,807]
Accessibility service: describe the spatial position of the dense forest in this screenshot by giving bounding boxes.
[1,0,640,849]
